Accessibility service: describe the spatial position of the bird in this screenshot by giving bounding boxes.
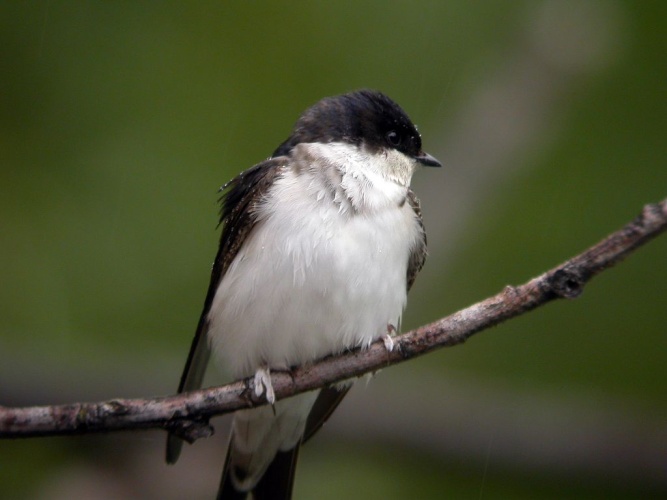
[165,89,441,499]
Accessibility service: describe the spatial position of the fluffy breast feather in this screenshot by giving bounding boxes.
[207,144,423,377]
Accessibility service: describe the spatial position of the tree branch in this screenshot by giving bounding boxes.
[1,198,666,440]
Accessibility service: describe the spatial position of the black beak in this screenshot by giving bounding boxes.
[414,151,441,167]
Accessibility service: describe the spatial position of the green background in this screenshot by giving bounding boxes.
[1,1,665,499]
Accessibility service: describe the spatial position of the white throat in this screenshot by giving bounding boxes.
[293,142,418,213]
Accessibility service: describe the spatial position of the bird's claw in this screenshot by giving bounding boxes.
[382,324,398,352]
[254,366,275,404]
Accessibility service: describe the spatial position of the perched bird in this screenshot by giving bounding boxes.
[166,89,440,499]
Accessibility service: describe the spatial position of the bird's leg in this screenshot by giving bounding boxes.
[382,324,398,352]
[253,365,275,405]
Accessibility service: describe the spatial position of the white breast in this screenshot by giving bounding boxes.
[207,142,421,377]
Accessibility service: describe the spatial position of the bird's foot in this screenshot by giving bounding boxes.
[253,366,275,405]
[381,324,398,352]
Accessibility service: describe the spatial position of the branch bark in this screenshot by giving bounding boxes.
[1,198,666,440]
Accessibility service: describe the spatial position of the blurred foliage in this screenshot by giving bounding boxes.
[1,1,665,499]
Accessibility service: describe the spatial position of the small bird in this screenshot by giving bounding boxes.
[166,89,440,499]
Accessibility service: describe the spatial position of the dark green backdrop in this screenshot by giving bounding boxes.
[1,2,665,499]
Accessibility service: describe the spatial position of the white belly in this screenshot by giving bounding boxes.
[207,167,418,377]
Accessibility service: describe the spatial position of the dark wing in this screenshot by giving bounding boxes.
[406,188,427,292]
[302,385,351,443]
[166,158,286,464]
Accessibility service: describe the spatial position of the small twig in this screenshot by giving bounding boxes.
[1,198,665,440]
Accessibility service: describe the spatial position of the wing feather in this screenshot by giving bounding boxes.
[406,188,427,292]
[166,158,286,464]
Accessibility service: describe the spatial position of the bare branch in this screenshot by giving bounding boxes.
[1,198,665,440]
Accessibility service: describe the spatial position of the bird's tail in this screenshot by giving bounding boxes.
[216,384,352,499]
[217,439,301,500]
[217,392,318,499]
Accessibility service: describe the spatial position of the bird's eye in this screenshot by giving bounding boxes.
[386,131,401,147]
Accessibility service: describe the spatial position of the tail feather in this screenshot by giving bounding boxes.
[252,447,301,500]
[217,443,301,500]
[217,443,249,500]
[216,385,351,499]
